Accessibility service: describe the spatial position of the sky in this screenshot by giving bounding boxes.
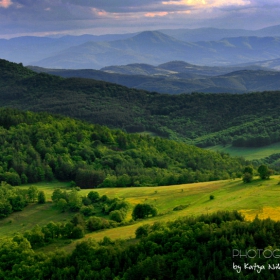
[0,0,280,38]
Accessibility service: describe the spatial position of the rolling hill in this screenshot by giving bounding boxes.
[1,59,280,166]
[29,64,280,94]
[28,32,280,69]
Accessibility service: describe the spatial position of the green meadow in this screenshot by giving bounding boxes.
[1,176,280,252]
[206,142,280,160]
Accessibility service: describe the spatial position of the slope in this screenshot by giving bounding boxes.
[1,59,280,152]
[31,32,280,69]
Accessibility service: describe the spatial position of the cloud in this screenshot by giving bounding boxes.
[0,0,12,8]
[0,0,280,38]
[145,12,169,17]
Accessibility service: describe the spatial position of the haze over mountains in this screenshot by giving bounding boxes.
[29,61,280,94]
[1,25,280,70]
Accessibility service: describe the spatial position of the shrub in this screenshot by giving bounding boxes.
[38,191,46,204]
[243,172,253,183]
[135,224,151,238]
[80,205,95,216]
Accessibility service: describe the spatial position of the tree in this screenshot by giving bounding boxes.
[258,164,273,179]
[109,210,124,222]
[243,166,253,175]
[57,198,68,212]
[135,224,150,238]
[28,186,38,203]
[87,191,100,203]
[71,225,85,239]
[38,191,46,204]
[242,165,254,183]
[132,204,158,220]
[68,189,82,212]
[243,172,253,183]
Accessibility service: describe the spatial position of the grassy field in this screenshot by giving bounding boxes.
[206,142,280,160]
[1,176,280,252]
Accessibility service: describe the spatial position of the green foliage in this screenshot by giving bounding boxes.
[56,198,68,212]
[87,191,100,203]
[258,164,273,179]
[80,205,95,216]
[2,59,280,151]
[209,194,215,200]
[71,225,85,239]
[243,165,254,175]
[87,216,110,232]
[0,108,246,188]
[37,191,46,204]
[135,224,151,238]
[6,210,280,279]
[109,210,125,222]
[68,189,82,212]
[242,172,253,183]
[0,181,28,218]
[132,203,158,220]
[28,186,38,203]
[242,165,254,183]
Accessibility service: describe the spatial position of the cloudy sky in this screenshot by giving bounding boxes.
[0,0,280,38]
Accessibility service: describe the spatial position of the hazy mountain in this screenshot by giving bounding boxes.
[28,64,280,94]
[2,24,280,68]
[102,61,269,76]
[160,27,252,42]
[0,33,136,65]
[31,31,207,69]
[235,58,280,71]
[30,32,280,69]
[160,25,280,42]
[255,24,280,37]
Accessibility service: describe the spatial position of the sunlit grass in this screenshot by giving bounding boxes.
[1,176,280,251]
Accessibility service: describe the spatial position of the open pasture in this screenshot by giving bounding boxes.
[1,176,280,251]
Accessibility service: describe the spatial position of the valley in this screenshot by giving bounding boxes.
[1,22,280,278]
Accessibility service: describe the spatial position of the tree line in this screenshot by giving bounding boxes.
[2,211,280,279]
[0,108,246,188]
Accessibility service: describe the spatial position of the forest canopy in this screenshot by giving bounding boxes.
[1,59,280,148]
[0,108,246,187]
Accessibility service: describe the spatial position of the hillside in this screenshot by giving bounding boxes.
[1,59,280,153]
[0,108,246,187]
[30,64,280,94]
[1,177,280,279]
[237,57,280,71]
[30,33,280,69]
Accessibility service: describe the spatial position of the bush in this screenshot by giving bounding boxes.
[109,210,125,222]
[38,191,46,204]
[135,224,151,238]
[71,225,85,239]
[243,172,253,183]
[209,195,215,200]
[132,204,158,220]
[80,205,95,216]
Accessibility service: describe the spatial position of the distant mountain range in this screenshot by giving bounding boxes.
[29,61,280,94]
[29,32,280,69]
[1,24,280,69]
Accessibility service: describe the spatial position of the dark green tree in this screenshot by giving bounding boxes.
[132,204,158,220]
[38,191,46,204]
[258,164,273,179]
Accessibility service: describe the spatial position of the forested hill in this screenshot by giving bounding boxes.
[0,108,245,187]
[1,59,280,148]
